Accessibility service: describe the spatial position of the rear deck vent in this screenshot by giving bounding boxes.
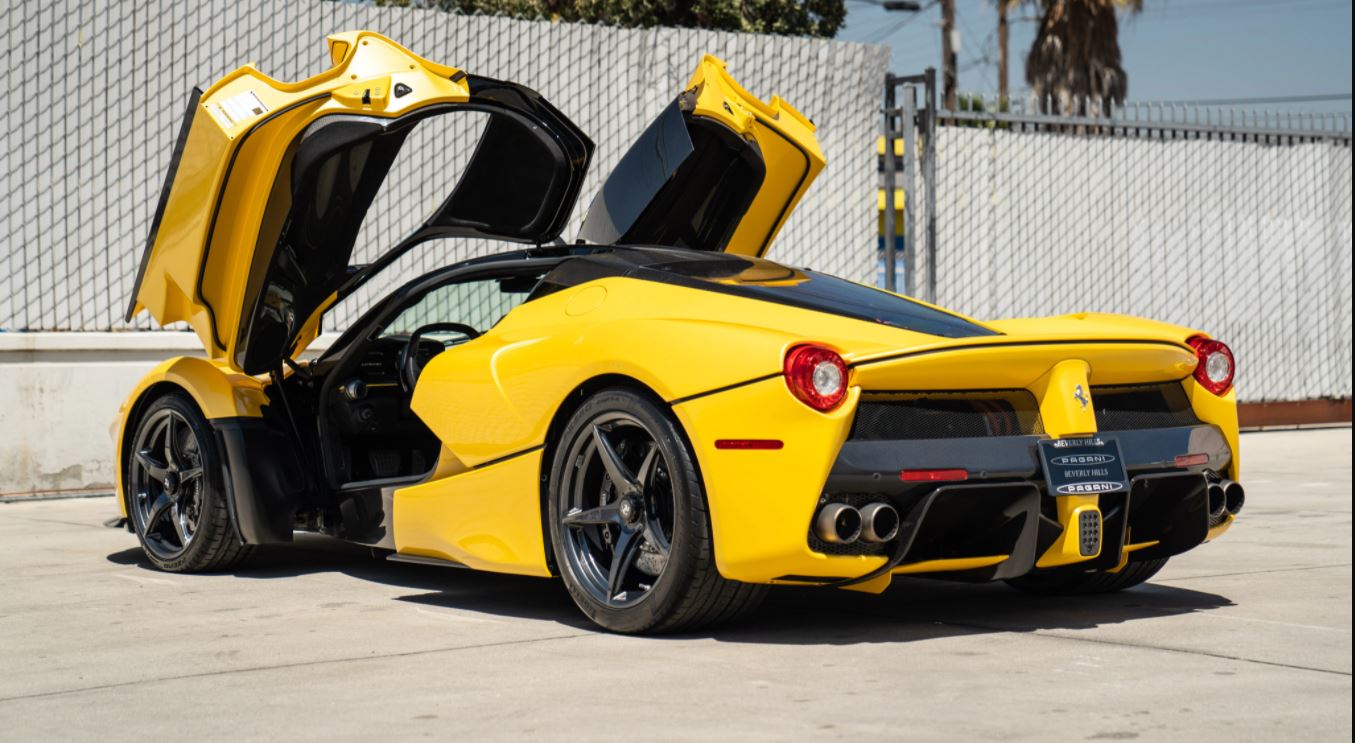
[1092,382,1200,431]
[850,390,1043,440]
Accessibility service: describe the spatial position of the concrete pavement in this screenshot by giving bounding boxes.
[1,429,1350,741]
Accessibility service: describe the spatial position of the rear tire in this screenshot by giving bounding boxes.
[125,392,251,573]
[547,388,765,633]
[1005,558,1169,595]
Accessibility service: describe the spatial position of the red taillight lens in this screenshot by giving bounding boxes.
[901,468,969,482]
[784,344,849,411]
[714,439,784,450]
[1187,335,1235,396]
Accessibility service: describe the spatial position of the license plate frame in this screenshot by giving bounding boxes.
[1038,436,1130,496]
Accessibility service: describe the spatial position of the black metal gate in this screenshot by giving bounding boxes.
[881,68,938,300]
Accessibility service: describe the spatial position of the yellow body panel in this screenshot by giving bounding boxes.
[393,451,552,576]
[401,274,1240,581]
[1030,360,1097,437]
[409,275,934,467]
[674,378,866,582]
[129,32,471,365]
[1036,498,1102,568]
[894,555,1009,575]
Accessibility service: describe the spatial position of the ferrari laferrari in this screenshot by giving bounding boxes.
[116,32,1244,633]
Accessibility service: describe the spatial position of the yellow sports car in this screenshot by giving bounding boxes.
[116,32,1243,633]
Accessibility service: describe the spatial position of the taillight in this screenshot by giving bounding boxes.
[784,344,849,411]
[1187,335,1235,396]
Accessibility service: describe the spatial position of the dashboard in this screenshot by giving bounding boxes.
[326,335,442,482]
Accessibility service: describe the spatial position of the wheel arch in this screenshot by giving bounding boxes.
[115,357,266,518]
[536,373,703,576]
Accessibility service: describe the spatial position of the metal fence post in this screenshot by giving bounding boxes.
[882,75,898,293]
[900,84,918,297]
[923,67,939,304]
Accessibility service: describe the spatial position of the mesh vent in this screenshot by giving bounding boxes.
[850,391,1042,440]
[1092,383,1200,431]
[1078,510,1102,557]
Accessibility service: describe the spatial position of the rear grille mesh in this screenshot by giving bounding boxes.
[850,390,1043,440]
[849,383,1198,441]
[1092,382,1200,431]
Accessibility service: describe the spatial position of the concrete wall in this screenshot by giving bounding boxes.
[0,333,335,496]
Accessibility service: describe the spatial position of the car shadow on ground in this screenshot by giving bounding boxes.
[108,533,1234,643]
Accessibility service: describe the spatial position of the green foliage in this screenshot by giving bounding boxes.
[373,0,846,37]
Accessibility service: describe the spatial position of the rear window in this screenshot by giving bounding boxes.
[637,253,998,339]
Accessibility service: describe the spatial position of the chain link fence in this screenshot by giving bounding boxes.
[0,0,887,333]
[886,87,1353,404]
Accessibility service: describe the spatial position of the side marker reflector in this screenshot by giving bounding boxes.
[900,468,969,482]
[1175,453,1209,467]
[715,439,784,450]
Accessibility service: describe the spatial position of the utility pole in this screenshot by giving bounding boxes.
[997,0,1009,104]
[939,0,957,110]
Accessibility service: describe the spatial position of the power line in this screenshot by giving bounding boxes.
[861,0,937,44]
[1149,93,1353,106]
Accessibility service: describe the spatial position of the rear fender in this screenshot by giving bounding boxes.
[671,376,864,583]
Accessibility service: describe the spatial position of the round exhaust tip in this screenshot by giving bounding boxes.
[1207,482,1227,518]
[815,503,862,544]
[1224,481,1245,515]
[859,502,900,543]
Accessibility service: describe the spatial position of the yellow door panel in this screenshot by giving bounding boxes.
[393,450,552,577]
[129,32,473,363]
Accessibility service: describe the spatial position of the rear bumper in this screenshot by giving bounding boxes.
[675,371,1238,588]
[825,423,1233,581]
[827,424,1231,494]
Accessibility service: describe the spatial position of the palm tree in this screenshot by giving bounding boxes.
[1024,0,1142,115]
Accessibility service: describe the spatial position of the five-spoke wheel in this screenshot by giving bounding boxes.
[129,407,204,560]
[558,416,676,608]
[548,389,765,633]
[125,392,250,572]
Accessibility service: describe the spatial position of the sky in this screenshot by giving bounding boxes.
[836,0,1354,114]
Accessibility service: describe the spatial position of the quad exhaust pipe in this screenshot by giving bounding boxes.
[813,502,900,545]
[1223,480,1245,515]
[814,503,862,544]
[859,502,901,543]
[1207,478,1246,523]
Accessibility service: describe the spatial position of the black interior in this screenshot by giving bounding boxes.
[323,335,443,484]
[289,265,554,491]
[237,119,413,375]
[230,75,595,377]
[577,101,766,252]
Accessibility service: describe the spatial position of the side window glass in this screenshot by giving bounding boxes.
[380,276,538,338]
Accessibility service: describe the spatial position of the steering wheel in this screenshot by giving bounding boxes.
[398,322,480,393]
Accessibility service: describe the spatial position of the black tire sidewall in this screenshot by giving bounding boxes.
[126,392,232,572]
[547,389,706,633]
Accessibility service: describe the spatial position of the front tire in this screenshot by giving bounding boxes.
[1005,558,1169,595]
[125,392,251,572]
[547,389,765,633]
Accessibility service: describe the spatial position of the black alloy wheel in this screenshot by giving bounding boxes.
[548,389,766,633]
[129,407,204,560]
[126,392,250,572]
[557,413,676,609]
